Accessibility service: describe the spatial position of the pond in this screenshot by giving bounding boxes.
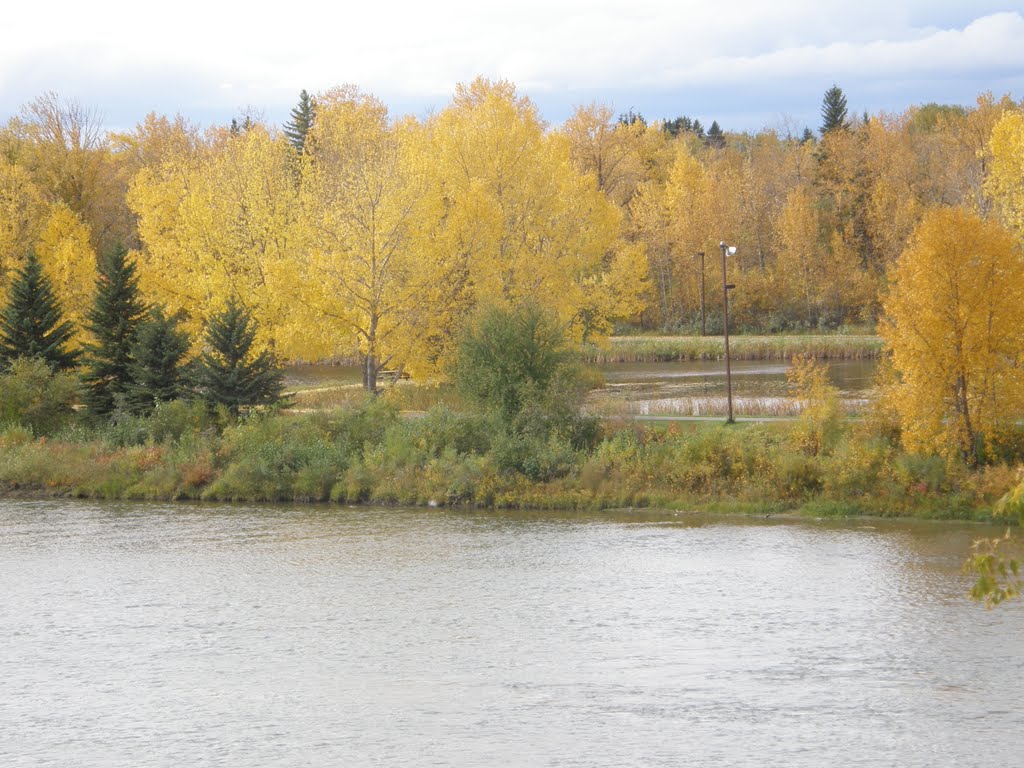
[1,501,1020,767]
[592,358,876,417]
[286,358,878,418]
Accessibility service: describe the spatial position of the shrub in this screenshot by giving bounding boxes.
[0,357,81,435]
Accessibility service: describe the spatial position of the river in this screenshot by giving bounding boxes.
[2,501,1021,767]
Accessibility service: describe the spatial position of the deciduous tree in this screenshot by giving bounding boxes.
[880,207,1024,464]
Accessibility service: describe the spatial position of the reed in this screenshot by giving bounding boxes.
[584,335,884,364]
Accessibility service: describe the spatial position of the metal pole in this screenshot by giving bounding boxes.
[720,241,734,424]
[697,251,706,336]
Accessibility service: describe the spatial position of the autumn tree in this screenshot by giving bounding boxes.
[986,109,1024,238]
[563,103,646,207]
[7,92,131,252]
[128,122,304,354]
[299,86,447,392]
[429,78,641,358]
[880,207,1024,464]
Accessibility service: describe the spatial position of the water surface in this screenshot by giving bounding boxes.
[1,501,1019,767]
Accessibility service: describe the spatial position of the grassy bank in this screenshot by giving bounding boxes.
[0,398,1018,522]
[585,334,884,364]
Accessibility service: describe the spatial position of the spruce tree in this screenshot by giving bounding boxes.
[193,296,285,416]
[0,253,78,371]
[705,120,726,149]
[81,245,148,415]
[820,84,850,135]
[125,307,191,415]
[283,89,316,154]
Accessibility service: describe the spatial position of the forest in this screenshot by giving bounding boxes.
[2,80,1021,378]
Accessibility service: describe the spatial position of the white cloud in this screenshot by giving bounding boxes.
[0,1,1021,128]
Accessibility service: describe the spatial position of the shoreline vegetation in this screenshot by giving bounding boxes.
[0,395,1019,525]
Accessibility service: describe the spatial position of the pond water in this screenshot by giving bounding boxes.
[593,359,876,417]
[286,359,878,417]
[2,501,1021,767]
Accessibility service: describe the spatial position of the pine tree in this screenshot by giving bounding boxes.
[193,296,285,416]
[800,127,816,144]
[283,89,316,154]
[820,84,850,135]
[0,253,78,371]
[705,120,725,149]
[81,245,148,415]
[125,307,191,414]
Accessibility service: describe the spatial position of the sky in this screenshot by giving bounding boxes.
[1,1,1022,134]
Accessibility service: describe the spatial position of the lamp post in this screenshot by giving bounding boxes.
[695,251,706,336]
[720,241,737,424]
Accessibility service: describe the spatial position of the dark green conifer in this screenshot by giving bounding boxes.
[0,253,78,371]
[193,296,285,416]
[820,84,850,135]
[283,90,316,154]
[125,307,191,414]
[705,120,725,148]
[81,245,148,415]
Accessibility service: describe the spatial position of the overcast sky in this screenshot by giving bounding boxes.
[2,1,1022,134]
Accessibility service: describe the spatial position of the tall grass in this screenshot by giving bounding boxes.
[584,335,883,364]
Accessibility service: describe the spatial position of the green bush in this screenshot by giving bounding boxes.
[205,413,348,501]
[0,358,81,435]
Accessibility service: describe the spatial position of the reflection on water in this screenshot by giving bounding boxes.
[591,359,877,416]
[1,501,1021,767]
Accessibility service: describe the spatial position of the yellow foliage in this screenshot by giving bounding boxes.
[129,125,304,355]
[299,87,445,387]
[986,110,1024,239]
[0,163,47,286]
[880,207,1024,463]
[787,354,842,456]
[34,203,96,346]
[429,78,632,353]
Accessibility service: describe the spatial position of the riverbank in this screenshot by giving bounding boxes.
[585,334,883,364]
[0,400,1017,523]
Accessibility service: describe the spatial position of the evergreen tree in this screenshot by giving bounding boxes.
[820,84,850,135]
[81,245,148,415]
[0,253,78,371]
[193,296,285,416]
[617,108,646,127]
[283,89,316,154]
[705,120,726,149]
[125,307,191,414]
[800,127,816,144]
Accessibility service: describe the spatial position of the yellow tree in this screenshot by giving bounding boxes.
[880,207,1024,463]
[34,203,97,345]
[986,110,1024,238]
[563,103,646,207]
[299,86,447,391]
[8,92,131,252]
[0,163,47,285]
[429,78,633,354]
[129,124,304,354]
